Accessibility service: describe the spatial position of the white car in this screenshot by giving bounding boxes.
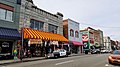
[101,49,109,53]
[53,49,67,58]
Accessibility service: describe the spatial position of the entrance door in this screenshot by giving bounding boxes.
[0,41,13,59]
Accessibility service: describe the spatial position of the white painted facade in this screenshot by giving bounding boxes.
[104,37,112,51]
[68,19,82,43]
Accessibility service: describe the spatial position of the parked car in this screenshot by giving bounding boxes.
[101,49,109,53]
[91,49,100,54]
[108,50,120,64]
[53,49,71,58]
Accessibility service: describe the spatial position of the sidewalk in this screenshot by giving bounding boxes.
[0,53,85,65]
[0,57,45,65]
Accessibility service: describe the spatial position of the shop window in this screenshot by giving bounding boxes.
[75,31,79,38]
[70,29,74,37]
[0,8,13,22]
[17,0,21,5]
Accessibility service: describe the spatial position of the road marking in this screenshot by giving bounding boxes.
[105,64,109,67]
[55,60,74,65]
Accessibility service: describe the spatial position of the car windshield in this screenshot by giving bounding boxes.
[113,50,120,55]
[60,49,65,52]
[53,49,60,52]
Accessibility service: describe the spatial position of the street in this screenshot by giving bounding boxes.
[0,54,120,67]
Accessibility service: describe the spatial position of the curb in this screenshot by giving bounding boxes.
[0,54,86,65]
[0,57,46,65]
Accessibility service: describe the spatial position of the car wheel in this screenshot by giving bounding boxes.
[108,60,112,64]
[66,54,68,57]
[54,54,60,58]
[54,55,57,58]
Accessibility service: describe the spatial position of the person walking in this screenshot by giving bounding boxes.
[13,49,18,60]
[20,48,24,61]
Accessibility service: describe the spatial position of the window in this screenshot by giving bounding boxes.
[17,0,21,5]
[70,29,74,37]
[75,31,79,38]
[0,8,13,22]
[0,8,6,20]
[48,24,58,34]
[30,19,44,30]
[6,11,13,21]
[35,21,39,30]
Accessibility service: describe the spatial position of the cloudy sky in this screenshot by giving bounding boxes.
[33,0,120,40]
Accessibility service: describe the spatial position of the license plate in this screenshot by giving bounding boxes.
[114,59,118,62]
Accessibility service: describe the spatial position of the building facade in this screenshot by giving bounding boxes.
[104,36,112,51]
[18,0,68,57]
[19,0,63,35]
[0,0,21,59]
[98,30,104,48]
[63,19,83,54]
[80,29,92,54]
[80,27,104,54]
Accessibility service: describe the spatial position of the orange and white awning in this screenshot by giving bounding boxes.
[23,28,68,42]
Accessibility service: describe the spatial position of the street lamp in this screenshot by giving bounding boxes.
[21,1,28,48]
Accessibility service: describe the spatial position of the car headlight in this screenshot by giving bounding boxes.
[108,56,112,59]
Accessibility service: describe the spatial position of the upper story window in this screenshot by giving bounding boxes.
[0,8,13,22]
[48,24,58,34]
[30,19,44,31]
[0,4,13,22]
[70,29,74,37]
[75,31,79,38]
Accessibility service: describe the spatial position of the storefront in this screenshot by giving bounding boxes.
[70,41,84,54]
[22,28,68,57]
[0,27,21,60]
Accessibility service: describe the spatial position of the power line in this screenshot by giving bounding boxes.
[80,22,120,29]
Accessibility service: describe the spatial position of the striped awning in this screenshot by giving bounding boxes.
[23,28,68,42]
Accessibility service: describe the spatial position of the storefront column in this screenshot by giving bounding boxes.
[61,43,63,49]
[54,45,55,50]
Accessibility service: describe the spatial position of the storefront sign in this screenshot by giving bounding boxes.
[2,42,9,47]
[83,42,89,50]
[50,41,58,46]
[29,39,42,44]
[82,34,88,42]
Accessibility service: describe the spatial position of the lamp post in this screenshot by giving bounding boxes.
[21,27,24,48]
[21,1,28,48]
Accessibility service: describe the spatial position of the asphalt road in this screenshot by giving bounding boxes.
[1,54,120,67]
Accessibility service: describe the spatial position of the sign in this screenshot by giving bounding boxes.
[2,42,9,47]
[82,34,88,42]
[29,39,42,44]
[83,42,89,50]
[50,41,58,46]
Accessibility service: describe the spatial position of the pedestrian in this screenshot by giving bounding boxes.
[13,49,18,60]
[20,48,24,61]
[28,50,32,58]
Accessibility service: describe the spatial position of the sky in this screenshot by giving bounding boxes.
[33,0,120,40]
